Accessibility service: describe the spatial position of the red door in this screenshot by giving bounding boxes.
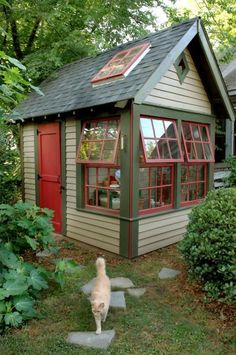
[38,122,62,233]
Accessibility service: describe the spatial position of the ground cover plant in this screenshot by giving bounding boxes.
[0,202,78,332]
[0,241,235,355]
[179,188,236,304]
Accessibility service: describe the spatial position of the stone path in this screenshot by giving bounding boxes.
[67,266,180,349]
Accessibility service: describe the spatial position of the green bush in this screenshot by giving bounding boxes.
[0,201,55,254]
[225,155,236,186]
[179,188,236,303]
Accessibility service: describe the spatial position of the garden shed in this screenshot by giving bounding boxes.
[17,18,235,258]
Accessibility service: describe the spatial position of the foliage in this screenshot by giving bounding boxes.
[0,201,79,331]
[225,155,236,186]
[0,242,78,331]
[0,243,48,331]
[164,0,236,62]
[0,0,167,83]
[0,48,43,204]
[179,188,236,303]
[0,201,55,253]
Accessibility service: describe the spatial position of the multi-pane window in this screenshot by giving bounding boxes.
[139,165,174,213]
[181,163,207,205]
[85,167,120,212]
[139,117,213,213]
[76,118,120,164]
[182,122,214,162]
[140,117,183,163]
[77,118,120,212]
[91,42,150,84]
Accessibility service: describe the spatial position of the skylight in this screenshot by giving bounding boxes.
[91,42,150,85]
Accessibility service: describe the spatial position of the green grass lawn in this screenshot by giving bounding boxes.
[0,242,235,355]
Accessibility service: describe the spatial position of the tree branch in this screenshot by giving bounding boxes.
[25,17,41,54]
[3,4,23,59]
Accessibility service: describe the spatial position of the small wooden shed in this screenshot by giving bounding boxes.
[17,18,235,258]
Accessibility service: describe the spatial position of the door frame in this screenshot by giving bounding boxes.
[34,119,66,235]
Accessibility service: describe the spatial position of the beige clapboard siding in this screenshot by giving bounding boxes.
[65,118,120,254]
[138,209,191,255]
[144,48,211,115]
[23,123,36,203]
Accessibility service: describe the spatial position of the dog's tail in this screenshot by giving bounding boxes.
[96,257,106,276]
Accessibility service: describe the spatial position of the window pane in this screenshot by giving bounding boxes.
[98,168,108,186]
[192,125,201,140]
[83,122,96,140]
[163,187,171,205]
[163,167,171,184]
[187,143,196,160]
[195,143,204,160]
[182,123,192,140]
[158,140,170,159]
[150,168,158,186]
[164,121,176,138]
[102,141,115,160]
[181,165,188,183]
[139,189,149,209]
[88,168,96,185]
[204,143,213,160]
[200,126,208,141]
[87,188,96,206]
[153,120,165,138]
[79,141,90,160]
[98,191,108,208]
[198,164,205,181]
[144,139,158,159]
[181,184,189,202]
[139,168,149,188]
[141,118,154,137]
[189,184,197,201]
[90,142,103,160]
[94,122,107,139]
[169,140,180,159]
[198,183,205,199]
[189,165,197,182]
[106,121,119,138]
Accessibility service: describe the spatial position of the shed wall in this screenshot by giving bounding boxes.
[144,49,211,115]
[65,118,120,254]
[22,123,36,203]
[138,209,191,255]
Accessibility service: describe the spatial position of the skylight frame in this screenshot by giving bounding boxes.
[91,42,150,84]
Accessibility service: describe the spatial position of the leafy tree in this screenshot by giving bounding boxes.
[0,0,168,82]
[164,0,236,62]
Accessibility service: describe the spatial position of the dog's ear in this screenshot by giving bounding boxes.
[98,302,105,310]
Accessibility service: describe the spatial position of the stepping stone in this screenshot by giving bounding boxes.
[36,249,53,257]
[158,267,181,279]
[67,329,115,349]
[110,277,134,289]
[110,291,126,309]
[81,278,96,295]
[127,288,146,298]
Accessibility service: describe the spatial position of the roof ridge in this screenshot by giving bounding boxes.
[55,17,200,72]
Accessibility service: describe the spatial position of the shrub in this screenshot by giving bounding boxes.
[225,155,236,186]
[0,201,55,253]
[179,188,236,303]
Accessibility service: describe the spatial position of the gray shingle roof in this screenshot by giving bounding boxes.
[17,19,197,120]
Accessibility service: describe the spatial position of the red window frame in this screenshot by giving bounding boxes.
[84,166,120,214]
[91,42,150,84]
[76,117,120,165]
[181,122,214,162]
[180,163,207,206]
[139,164,174,215]
[140,116,184,163]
